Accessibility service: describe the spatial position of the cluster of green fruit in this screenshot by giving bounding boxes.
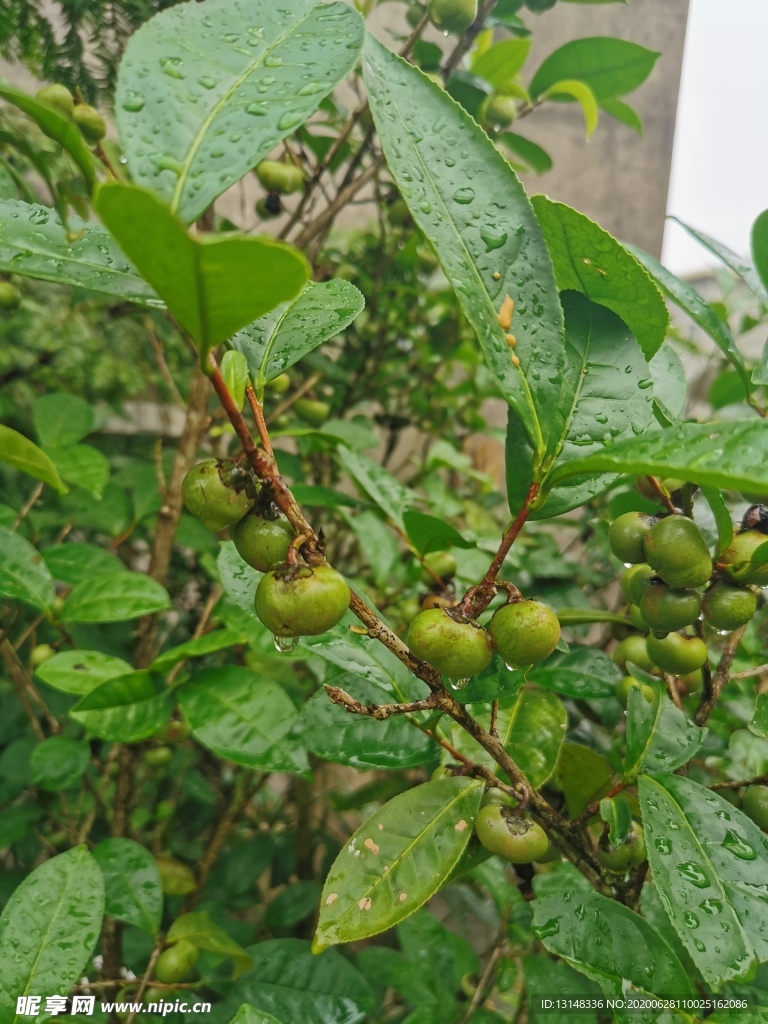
[35,83,107,144]
[181,458,350,639]
[254,159,304,219]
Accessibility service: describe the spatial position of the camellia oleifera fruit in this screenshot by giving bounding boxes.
[489,599,560,668]
[233,510,294,572]
[645,632,708,675]
[420,550,457,585]
[256,160,304,194]
[481,94,517,128]
[0,281,21,311]
[154,939,198,984]
[427,0,477,34]
[181,458,255,532]
[611,635,654,672]
[406,608,492,678]
[154,855,196,895]
[608,511,656,564]
[36,83,75,115]
[597,822,646,872]
[616,675,655,705]
[742,785,768,830]
[620,563,655,606]
[643,515,712,589]
[702,582,757,631]
[255,563,350,637]
[718,529,768,586]
[73,103,106,143]
[474,805,549,863]
[639,582,701,635]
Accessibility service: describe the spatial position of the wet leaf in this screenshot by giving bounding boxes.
[35,649,132,695]
[624,682,705,779]
[670,216,768,307]
[151,628,246,671]
[0,424,65,494]
[228,1005,285,1024]
[515,645,622,699]
[71,671,173,742]
[61,571,170,622]
[92,838,162,934]
[168,910,251,977]
[29,737,89,791]
[41,544,124,587]
[336,444,415,529]
[752,208,768,296]
[0,524,55,612]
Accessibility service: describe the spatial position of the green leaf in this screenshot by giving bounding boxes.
[600,97,642,133]
[0,424,66,493]
[61,571,171,622]
[471,38,531,87]
[0,200,159,303]
[498,132,552,174]
[626,244,752,399]
[71,671,173,742]
[523,956,600,1024]
[522,646,622,699]
[314,778,482,951]
[531,198,669,359]
[302,625,424,703]
[749,693,768,739]
[41,543,122,586]
[624,682,705,779]
[0,524,55,612]
[554,742,614,816]
[363,34,565,466]
[92,838,162,935]
[670,216,768,307]
[48,444,109,497]
[95,183,309,361]
[116,0,364,224]
[231,939,374,1024]
[178,666,308,775]
[752,208,768,296]
[33,393,94,448]
[221,350,249,411]
[232,280,365,391]
[529,37,660,101]
[752,338,768,387]
[649,344,686,421]
[402,510,473,555]
[0,847,105,1023]
[599,796,631,846]
[531,890,692,1012]
[218,540,262,617]
[300,675,437,770]
[639,773,768,988]
[151,628,246,671]
[550,418,768,494]
[229,1005,285,1024]
[29,737,89,791]
[337,444,414,528]
[167,910,251,977]
[0,83,96,190]
[35,649,132,695]
[701,485,733,555]
[542,80,598,137]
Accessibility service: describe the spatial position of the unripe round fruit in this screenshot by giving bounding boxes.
[36,83,75,115]
[639,583,701,634]
[718,530,768,586]
[421,592,457,610]
[0,281,21,311]
[645,632,708,675]
[420,550,457,584]
[481,94,517,128]
[679,669,703,695]
[182,459,255,532]
[481,788,517,809]
[73,104,106,143]
[598,822,645,872]
[407,608,492,678]
[474,806,549,863]
[616,675,655,705]
[608,512,655,564]
[625,563,655,606]
[255,563,350,637]
[387,198,411,226]
[294,397,330,426]
[31,643,55,667]
[535,841,561,864]
[233,512,294,572]
[428,0,477,34]
[156,718,191,743]
[256,160,303,194]
[611,635,653,672]
[155,940,198,984]
[154,855,196,895]
[265,372,291,395]
[144,746,173,767]
[702,582,757,631]
[742,785,768,830]
[643,515,712,589]
[629,604,648,631]
[489,600,560,669]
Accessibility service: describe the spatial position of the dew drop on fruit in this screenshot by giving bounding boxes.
[272,634,300,653]
[447,677,470,690]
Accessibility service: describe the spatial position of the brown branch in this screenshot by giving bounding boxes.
[644,476,678,515]
[731,663,768,679]
[12,481,44,531]
[265,370,323,424]
[0,637,56,737]
[694,623,748,726]
[245,384,273,456]
[442,0,498,79]
[325,684,436,719]
[710,772,768,790]
[662,672,684,711]
[125,944,162,1024]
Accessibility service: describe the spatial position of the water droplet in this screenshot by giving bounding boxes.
[448,677,470,690]
[122,91,145,112]
[480,228,507,252]
[160,56,185,79]
[198,75,217,90]
[683,912,700,928]
[246,102,267,116]
[452,187,475,205]
[264,55,284,67]
[700,898,723,915]
[277,111,304,130]
[272,634,300,653]
[637,378,653,390]
[722,829,757,860]
[676,862,711,888]
[654,837,672,855]
[533,917,560,939]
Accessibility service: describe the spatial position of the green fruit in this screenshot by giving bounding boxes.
[624,563,655,606]
[719,530,768,586]
[643,515,712,588]
[474,805,549,863]
[679,669,703,695]
[629,604,648,631]
[481,94,517,128]
[156,718,191,743]
[419,550,457,584]
[535,841,561,864]
[181,458,255,532]
[406,3,425,26]
[255,563,350,637]
[702,582,757,631]
[154,855,196,895]
[481,788,517,808]
[387,198,411,226]
[36,83,75,115]
[407,608,492,678]
[233,511,294,572]
[611,635,653,672]
[155,939,198,984]
[265,372,291,395]
[294,397,330,425]
[31,643,55,667]
[598,822,646,872]
[144,746,173,767]
[255,196,280,219]
[397,597,421,625]
[428,0,477,34]
[73,104,106,143]
[639,583,701,634]
[0,281,21,311]
[608,512,656,564]
[742,785,768,830]
[489,600,560,669]
[256,160,303,194]
[616,675,655,705]
[645,632,708,675]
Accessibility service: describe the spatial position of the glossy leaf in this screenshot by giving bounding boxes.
[0,200,159,303]
[670,216,768,307]
[315,778,482,951]
[178,666,308,775]
[0,424,66,493]
[599,796,631,847]
[523,956,600,1024]
[529,37,660,101]
[600,97,642,132]
[229,1005,285,1024]
[701,485,733,555]
[168,910,251,977]
[337,444,414,529]
[532,890,692,1011]
[752,208,768,295]
[0,847,105,1023]
[402,510,473,555]
[300,675,436,770]
[624,682,705,779]
[221,350,249,411]
[554,742,614,817]
[151,628,246,671]
[35,649,132,695]
[639,773,768,987]
[749,694,768,739]
[116,0,364,224]
[33,393,94,448]
[218,540,263,617]
[363,35,565,466]
[231,939,374,1024]
[41,543,123,586]
[532,197,668,359]
[29,737,89,791]
[92,837,163,934]
[232,281,365,391]
[543,80,598,137]
[70,671,173,742]
[95,183,309,361]
[521,646,622,699]
[496,686,566,787]
[48,444,109,498]
[472,39,531,87]
[499,132,552,174]
[0,524,55,612]
[649,343,686,421]
[61,571,171,622]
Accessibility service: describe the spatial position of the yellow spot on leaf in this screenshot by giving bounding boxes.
[378,823,383,830]
[359,897,372,911]
[399,893,407,902]
[506,333,516,348]
[326,892,338,906]
[498,295,514,331]
[511,354,520,367]
[492,271,501,281]
[455,819,468,832]
[364,838,380,855]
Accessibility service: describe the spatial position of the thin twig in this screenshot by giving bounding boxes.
[731,663,768,679]
[325,685,436,719]
[12,481,44,531]
[694,624,748,726]
[245,385,273,455]
[125,944,162,1024]
[710,772,768,790]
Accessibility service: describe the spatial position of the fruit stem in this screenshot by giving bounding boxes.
[245,384,273,456]
[693,621,748,726]
[643,475,679,515]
